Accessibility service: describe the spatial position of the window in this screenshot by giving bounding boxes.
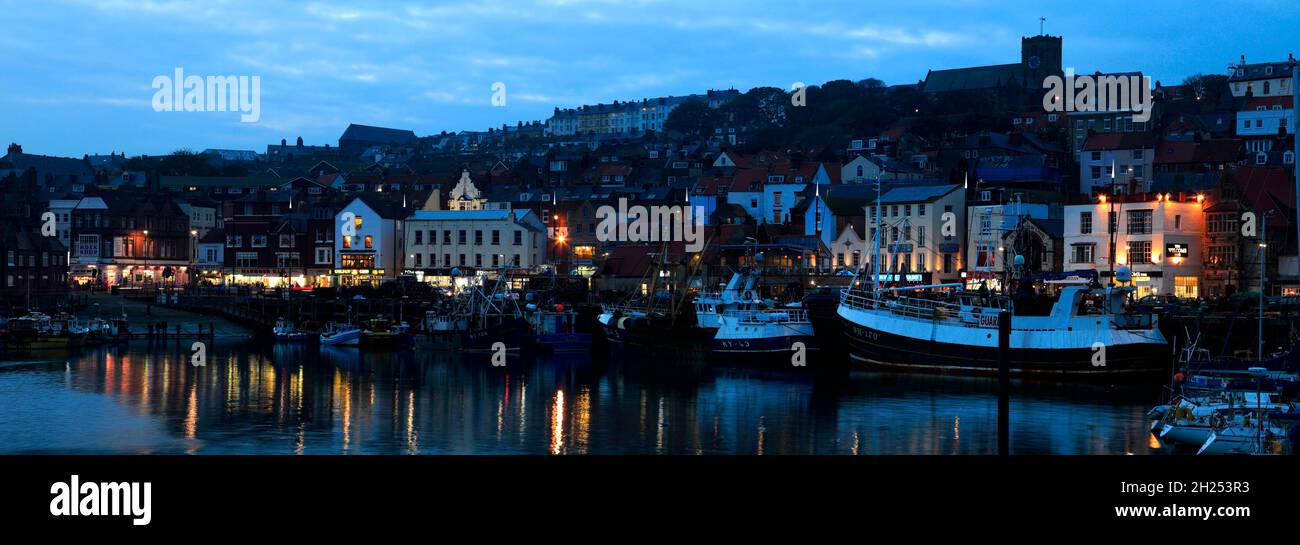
[251,235,267,248]
[414,254,422,267]
[444,254,451,267]
[475,254,482,267]
[1071,243,1095,263]
[458,230,467,244]
[1091,166,1101,179]
[917,226,925,247]
[279,234,294,248]
[976,244,996,267]
[1174,215,1182,230]
[491,230,500,245]
[443,230,452,244]
[474,230,483,245]
[414,230,423,245]
[342,236,351,249]
[1080,211,1093,234]
[276,252,299,268]
[364,235,373,249]
[227,235,242,248]
[980,212,991,235]
[1207,245,1236,268]
[1207,213,1237,234]
[1128,241,1152,264]
[1127,210,1152,234]
[513,231,523,245]
[315,248,333,265]
[235,252,257,268]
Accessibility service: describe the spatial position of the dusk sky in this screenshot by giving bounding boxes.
[2,0,1297,157]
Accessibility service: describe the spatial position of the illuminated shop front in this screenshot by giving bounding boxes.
[224,269,308,288]
[336,251,385,286]
[71,263,190,287]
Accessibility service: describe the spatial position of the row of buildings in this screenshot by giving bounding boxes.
[2,36,1297,302]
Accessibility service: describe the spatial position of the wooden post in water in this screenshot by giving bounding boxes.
[998,310,1011,455]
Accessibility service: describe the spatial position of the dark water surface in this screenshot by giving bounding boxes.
[0,340,1165,454]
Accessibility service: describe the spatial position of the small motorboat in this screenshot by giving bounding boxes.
[273,318,315,342]
[319,322,361,347]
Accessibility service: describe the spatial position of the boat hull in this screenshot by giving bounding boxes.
[320,330,361,346]
[533,333,592,353]
[460,317,530,352]
[839,312,1168,377]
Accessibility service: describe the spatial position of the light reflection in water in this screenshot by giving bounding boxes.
[550,389,565,455]
[0,341,1167,455]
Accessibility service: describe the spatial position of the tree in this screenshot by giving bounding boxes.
[663,99,714,137]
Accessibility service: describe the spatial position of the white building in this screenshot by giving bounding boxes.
[335,196,405,286]
[403,209,546,281]
[831,224,867,272]
[841,155,922,184]
[860,184,966,285]
[1063,194,1205,298]
[48,198,80,250]
[1237,96,1295,140]
[1228,55,1295,98]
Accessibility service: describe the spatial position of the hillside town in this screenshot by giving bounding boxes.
[2,34,1297,310]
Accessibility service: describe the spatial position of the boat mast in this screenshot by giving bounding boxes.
[1109,158,1117,286]
[1292,55,1299,295]
[872,176,882,293]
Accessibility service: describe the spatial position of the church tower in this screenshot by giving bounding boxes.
[1021,34,1063,90]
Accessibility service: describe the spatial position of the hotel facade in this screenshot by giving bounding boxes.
[1063,194,1205,298]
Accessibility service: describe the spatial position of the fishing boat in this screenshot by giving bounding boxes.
[457,273,532,353]
[837,269,1168,376]
[319,322,361,346]
[361,316,413,349]
[598,243,692,349]
[273,318,315,342]
[710,307,817,361]
[528,304,591,353]
[694,267,763,330]
[3,312,87,350]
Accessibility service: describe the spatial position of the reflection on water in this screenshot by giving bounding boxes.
[0,341,1163,454]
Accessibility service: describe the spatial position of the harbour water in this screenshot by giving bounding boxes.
[0,339,1165,454]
